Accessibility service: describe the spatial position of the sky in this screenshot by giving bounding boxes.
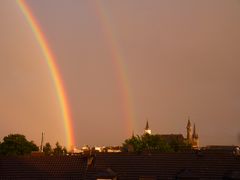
[0,0,240,148]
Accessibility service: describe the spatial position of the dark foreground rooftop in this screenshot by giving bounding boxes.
[0,150,240,179]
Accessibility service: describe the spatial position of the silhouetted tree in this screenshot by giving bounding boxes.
[43,142,52,156]
[141,134,173,152]
[123,134,191,153]
[168,138,192,152]
[53,142,67,156]
[62,147,67,155]
[0,134,38,155]
[123,135,144,153]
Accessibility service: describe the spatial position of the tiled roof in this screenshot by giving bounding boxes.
[0,156,86,179]
[0,151,240,179]
[86,151,240,179]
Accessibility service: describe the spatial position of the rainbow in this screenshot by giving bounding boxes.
[16,0,75,149]
[94,1,135,136]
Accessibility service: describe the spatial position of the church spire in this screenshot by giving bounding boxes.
[192,123,198,139]
[191,123,199,148]
[144,119,151,135]
[186,117,192,141]
[187,116,191,129]
[186,117,200,149]
[145,120,149,130]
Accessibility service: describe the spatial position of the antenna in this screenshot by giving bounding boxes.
[40,132,44,152]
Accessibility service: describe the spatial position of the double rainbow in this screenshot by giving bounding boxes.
[16,0,135,148]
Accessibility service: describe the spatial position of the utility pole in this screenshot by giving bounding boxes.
[40,132,44,152]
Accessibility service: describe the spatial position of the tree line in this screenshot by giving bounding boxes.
[0,133,193,156]
[0,134,67,156]
[122,133,192,153]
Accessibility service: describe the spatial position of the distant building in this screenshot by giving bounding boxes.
[104,146,122,153]
[186,117,199,148]
[144,120,152,135]
[142,118,200,149]
[203,145,240,155]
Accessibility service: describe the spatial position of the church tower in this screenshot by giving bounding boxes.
[192,123,199,148]
[186,117,192,141]
[144,120,151,135]
[186,118,199,148]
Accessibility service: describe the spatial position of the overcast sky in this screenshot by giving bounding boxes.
[0,0,240,147]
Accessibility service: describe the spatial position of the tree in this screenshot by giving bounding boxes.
[123,134,191,153]
[123,135,144,153]
[43,142,52,156]
[168,138,192,152]
[0,134,38,156]
[53,142,67,156]
[141,134,173,152]
[123,134,171,153]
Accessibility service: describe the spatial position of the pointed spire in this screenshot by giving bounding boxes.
[144,119,152,135]
[187,116,191,129]
[186,117,192,141]
[192,123,198,138]
[145,120,149,130]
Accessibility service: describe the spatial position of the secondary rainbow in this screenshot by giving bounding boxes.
[16,0,75,149]
[94,1,135,136]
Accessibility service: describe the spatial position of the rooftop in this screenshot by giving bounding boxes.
[0,150,239,179]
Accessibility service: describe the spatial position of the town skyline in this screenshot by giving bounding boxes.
[0,0,240,147]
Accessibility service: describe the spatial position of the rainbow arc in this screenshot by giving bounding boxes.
[16,0,136,148]
[17,0,75,149]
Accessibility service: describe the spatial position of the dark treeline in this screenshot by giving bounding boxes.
[42,142,67,156]
[122,134,192,153]
[0,133,193,156]
[0,134,67,156]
